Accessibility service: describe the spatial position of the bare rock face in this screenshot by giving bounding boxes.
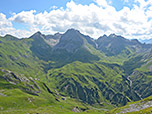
[45,33,62,47]
[0,69,41,95]
[119,100,152,114]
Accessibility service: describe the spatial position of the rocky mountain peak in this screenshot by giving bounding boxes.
[54,32,62,38]
[97,34,108,40]
[30,31,45,39]
[53,29,84,53]
[103,34,108,38]
[66,28,80,33]
[35,31,41,35]
[109,33,117,38]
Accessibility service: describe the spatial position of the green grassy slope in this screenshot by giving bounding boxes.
[47,61,141,106]
[0,35,45,76]
[0,68,112,114]
[122,50,152,100]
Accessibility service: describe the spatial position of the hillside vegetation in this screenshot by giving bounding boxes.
[0,29,152,113]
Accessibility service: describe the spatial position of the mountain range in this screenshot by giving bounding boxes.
[0,28,152,114]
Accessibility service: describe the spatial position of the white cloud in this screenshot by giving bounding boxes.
[9,10,36,24]
[94,0,108,8]
[0,13,12,28]
[124,0,129,3]
[50,6,58,10]
[0,13,32,37]
[134,0,152,9]
[0,0,152,39]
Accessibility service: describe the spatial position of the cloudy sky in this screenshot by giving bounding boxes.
[0,0,152,39]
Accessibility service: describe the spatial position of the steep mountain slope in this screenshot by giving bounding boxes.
[109,50,152,114]
[30,31,53,61]
[52,29,100,63]
[122,49,152,101]
[0,34,45,76]
[0,29,101,72]
[53,29,84,53]
[44,32,62,47]
[96,34,152,56]
[47,61,141,106]
[0,68,108,114]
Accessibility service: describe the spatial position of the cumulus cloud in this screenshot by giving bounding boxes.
[9,10,36,24]
[0,13,12,28]
[134,0,152,9]
[94,0,108,8]
[0,13,13,36]
[0,13,32,37]
[0,0,152,39]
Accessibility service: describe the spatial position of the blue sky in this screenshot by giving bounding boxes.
[0,0,133,17]
[1,0,93,17]
[0,0,152,39]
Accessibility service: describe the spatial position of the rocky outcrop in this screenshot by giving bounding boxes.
[119,100,152,114]
[0,69,41,95]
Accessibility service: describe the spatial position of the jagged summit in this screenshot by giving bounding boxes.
[35,31,41,35]
[96,33,151,56]
[102,34,108,38]
[53,28,96,53]
[66,28,80,33]
[53,32,62,37]
[53,29,84,53]
[109,33,117,38]
[30,31,45,39]
[51,29,99,63]
[32,31,42,36]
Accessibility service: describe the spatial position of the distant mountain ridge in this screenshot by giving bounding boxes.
[28,29,152,58]
[96,34,152,56]
[4,29,152,56]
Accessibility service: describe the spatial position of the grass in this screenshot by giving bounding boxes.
[0,67,112,114]
[47,61,135,106]
[0,88,108,114]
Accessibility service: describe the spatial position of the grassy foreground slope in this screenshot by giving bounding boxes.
[0,68,110,114]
